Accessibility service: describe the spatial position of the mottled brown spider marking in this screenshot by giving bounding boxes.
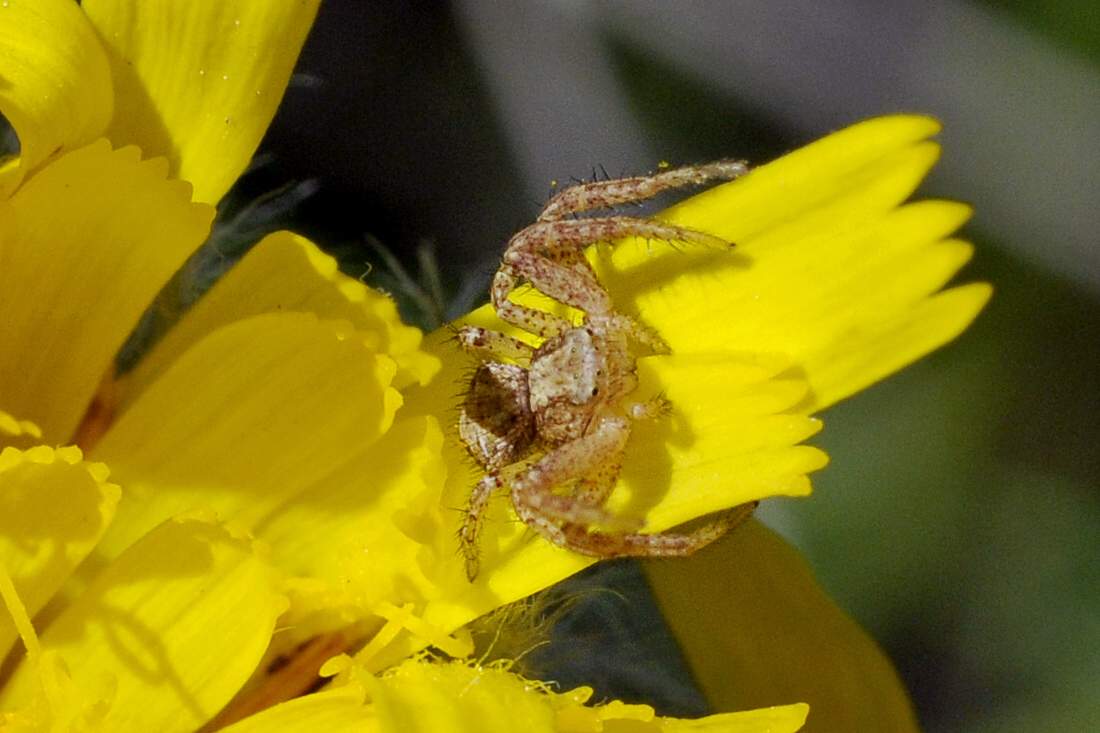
[457,161,756,581]
[459,361,536,472]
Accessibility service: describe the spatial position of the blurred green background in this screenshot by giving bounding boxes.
[194,2,1098,730]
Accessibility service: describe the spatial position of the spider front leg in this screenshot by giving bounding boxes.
[574,449,624,508]
[502,250,611,316]
[490,267,573,339]
[491,217,727,346]
[509,217,733,261]
[503,249,666,352]
[510,415,643,538]
[538,160,749,222]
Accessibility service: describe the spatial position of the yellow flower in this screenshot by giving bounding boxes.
[0,1,989,731]
[412,114,991,602]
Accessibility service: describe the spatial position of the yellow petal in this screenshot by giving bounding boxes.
[0,0,112,197]
[645,520,919,732]
[0,445,118,660]
[391,343,826,651]
[377,658,810,733]
[0,141,213,442]
[610,193,965,357]
[117,231,439,413]
[0,515,287,732]
[659,707,809,733]
[794,281,992,411]
[261,655,809,730]
[90,313,401,559]
[257,417,449,648]
[82,0,321,204]
[593,115,987,411]
[390,115,985,661]
[216,686,372,733]
[655,115,942,242]
[607,355,827,528]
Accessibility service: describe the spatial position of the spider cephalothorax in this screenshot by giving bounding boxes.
[457,162,759,580]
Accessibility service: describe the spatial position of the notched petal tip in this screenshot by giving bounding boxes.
[0,139,213,442]
[83,0,322,204]
[0,0,113,197]
[629,116,991,412]
[117,231,439,413]
[92,312,404,560]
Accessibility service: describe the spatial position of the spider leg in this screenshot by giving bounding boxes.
[538,160,748,222]
[491,266,572,339]
[575,448,623,507]
[541,235,599,279]
[559,502,760,558]
[492,216,724,343]
[502,250,610,315]
[511,217,732,255]
[456,325,533,362]
[609,314,670,354]
[459,474,502,581]
[504,249,669,352]
[574,396,668,513]
[509,493,571,550]
[511,415,642,533]
[531,230,605,311]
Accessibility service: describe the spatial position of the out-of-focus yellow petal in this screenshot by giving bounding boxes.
[0,446,118,660]
[117,231,438,413]
[257,417,448,649]
[323,656,807,733]
[0,0,112,198]
[0,515,287,732]
[645,520,919,733]
[0,141,213,442]
[90,313,401,559]
[82,0,321,204]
